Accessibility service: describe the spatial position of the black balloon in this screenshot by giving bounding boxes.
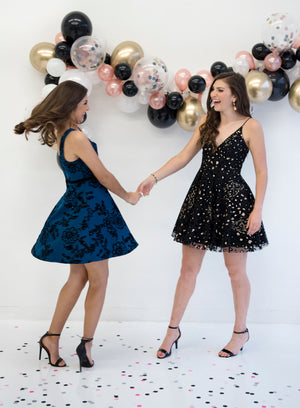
[188,75,206,93]
[147,105,177,128]
[210,61,227,77]
[263,68,290,101]
[61,11,92,44]
[122,80,138,97]
[44,74,59,85]
[166,92,183,110]
[105,53,111,65]
[115,63,132,80]
[55,41,71,61]
[279,50,297,70]
[252,43,271,60]
[295,47,300,61]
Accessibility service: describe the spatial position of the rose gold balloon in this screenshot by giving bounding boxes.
[175,69,191,92]
[235,51,255,70]
[196,70,213,88]
[264,53,282,71]
[105,78,123,97]
[29,42,56,73]
[98,64,114,81]
[149,91,166,110]
[292,33,300,49]
[55,32,65,44]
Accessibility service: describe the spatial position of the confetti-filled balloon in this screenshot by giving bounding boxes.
[133,57,168,93]
[71,36,106,71]
[262,13,299,53]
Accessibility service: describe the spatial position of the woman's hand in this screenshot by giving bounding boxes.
[125,191,143,205]
[137,176,156,196]
[247,208,262,235]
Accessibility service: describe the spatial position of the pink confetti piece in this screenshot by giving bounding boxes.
[29,391,34,393]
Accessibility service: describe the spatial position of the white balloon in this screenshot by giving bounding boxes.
[138,91,149,105]
[47,58,66,77]
[41,83,57,98]
[117,94,141,113]
[59,69,93,95]
[85,69,102,85]
[232,57,250,77]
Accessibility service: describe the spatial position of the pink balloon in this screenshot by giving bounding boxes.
[149,91,166,110]
[98,64,114,81]
[292,33,300,49]
[264,53,282,71]
[235,51,255,70]
[55,32,65,44]
[105,79,123,97]
[175,68,191,91]
[196,70,213,88]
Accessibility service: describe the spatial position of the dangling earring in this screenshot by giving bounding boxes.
[232,100,237,111]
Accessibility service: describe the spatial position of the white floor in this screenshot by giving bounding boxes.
[0,321,299,408]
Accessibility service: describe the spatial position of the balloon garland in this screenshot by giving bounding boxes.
[29,11,300,132]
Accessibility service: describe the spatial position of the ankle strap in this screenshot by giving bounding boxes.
[46,331,61,337]
[233,328,248,335]
[168,325,179,330]
[81,337,93,342]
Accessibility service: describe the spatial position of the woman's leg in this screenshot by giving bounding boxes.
[218,251,250,357]
[157,245,206,357]
[80,259,109,364]
[42,264,88,365]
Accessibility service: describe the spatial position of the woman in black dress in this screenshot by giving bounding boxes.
[138,72,268,358]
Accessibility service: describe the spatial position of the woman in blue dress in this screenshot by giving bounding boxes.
[14,80,141,370]
[138,72,268,359]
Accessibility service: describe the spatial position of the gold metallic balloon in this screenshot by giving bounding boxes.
[288,78,300,113]
[29,42,56,73]
[245,71,273,103]
[110,41,144,68]
[177,96,205,131]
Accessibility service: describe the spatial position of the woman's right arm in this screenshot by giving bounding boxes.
[138,115,206,195]
[65,131,141,205]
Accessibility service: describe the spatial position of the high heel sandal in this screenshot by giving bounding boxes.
[76,337,94,372]
[219,328,249,358]
[157,326,181,359]
[38,332,66,367]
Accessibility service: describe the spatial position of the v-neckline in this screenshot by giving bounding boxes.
[215,125,242,149]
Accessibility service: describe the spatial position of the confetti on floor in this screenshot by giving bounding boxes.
[0,321,299,408]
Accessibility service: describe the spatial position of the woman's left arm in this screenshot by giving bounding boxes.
[243,119,268,236]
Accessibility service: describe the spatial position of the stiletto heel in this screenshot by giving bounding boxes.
[157,326,181,359]
[76,337,94,372]
[38,332,66,367]
[219,328,249,358]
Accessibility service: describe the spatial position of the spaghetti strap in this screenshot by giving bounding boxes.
[241,117,251,127]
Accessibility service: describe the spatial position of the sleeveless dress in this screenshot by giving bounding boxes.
[32,129,138,264]
[172,121,268,252]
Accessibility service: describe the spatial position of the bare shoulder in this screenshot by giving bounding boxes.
[66,129,89,146]
[243,118,263,145]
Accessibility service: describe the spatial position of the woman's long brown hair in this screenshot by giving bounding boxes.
[199,72,251,151]
[14,80,87,146]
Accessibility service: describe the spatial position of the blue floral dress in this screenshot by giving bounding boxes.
[32,129,138,264]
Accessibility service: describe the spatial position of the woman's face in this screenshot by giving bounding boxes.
[71,94,89,124]
[210,79,236,112]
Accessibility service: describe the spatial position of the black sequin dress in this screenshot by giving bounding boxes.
[172,123,268,252]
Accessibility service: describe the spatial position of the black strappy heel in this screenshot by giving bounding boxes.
[157,326,181,359]
[76,337,94,372]
[219,328,249,358]
[38,332,66,367]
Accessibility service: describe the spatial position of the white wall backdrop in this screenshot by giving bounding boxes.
[1,0,300,324]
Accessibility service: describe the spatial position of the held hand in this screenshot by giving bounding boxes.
[247,209,262,236]
[137,176,156,196]
[126,191,143,205]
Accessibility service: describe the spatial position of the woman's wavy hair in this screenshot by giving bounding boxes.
[199,72,251,150]
[14,80,87,146]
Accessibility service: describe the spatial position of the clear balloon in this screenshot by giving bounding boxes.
[133,57,168,93]
[149,91,166,110]
[97,64,114,81]
[47,58,66,77]
[59,69,93,95]
[235,51,255,70]
[264,53,282,71]
[196,70,213,88]
[105,79,123,97]
[138,91,149,105]
[71,36,106,71]
[174,68,191,91]
[262,12,299,53]
[232,57,250,77]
